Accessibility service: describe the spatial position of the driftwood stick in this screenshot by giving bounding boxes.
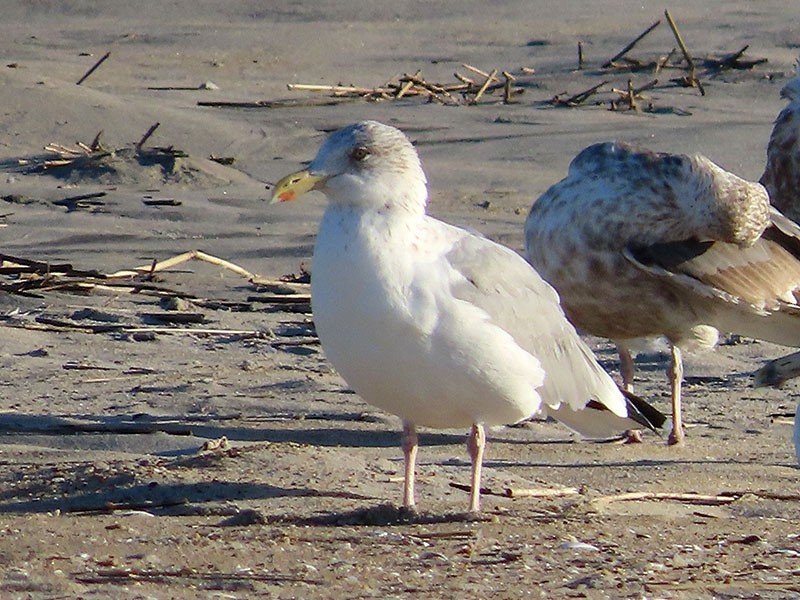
[471,69,498,103]
[656,47,678,74]
[712,45,767,70]
[578,41,584,70]
[89,131,104,151]
[395,70,421,99]
[287,83,379,95]
[136,122,161,152]
[505,486,580,499]
[198,98,346,109]
[603,20,661,68]
[611,79,659,97]
[453,72,475,85]
[76,51,111,85]
[555,80,609,106]
[107,250,256,280]
[627,79,637,110]
[722,45,750,66]
[399,75,455,102]
[591,491,737,506]
[664,9,695,72]
[502,71,515,103]
[449,483,580,499]
[461,64,497,80]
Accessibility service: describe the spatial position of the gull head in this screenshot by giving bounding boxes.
[271,121,428,213]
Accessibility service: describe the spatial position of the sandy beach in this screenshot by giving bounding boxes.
[2,1,800,597]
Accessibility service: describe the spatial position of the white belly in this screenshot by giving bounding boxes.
[311,210,541,429]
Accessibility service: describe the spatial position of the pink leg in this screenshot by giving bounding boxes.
[466,423,486,513]
[616,343,643,444]
[667,344,685,446]
[401,421,418,508]
[616,343,635,392]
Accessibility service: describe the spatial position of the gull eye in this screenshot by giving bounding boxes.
[350,146,371,162]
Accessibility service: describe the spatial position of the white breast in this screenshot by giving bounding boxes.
[311,206,544,429]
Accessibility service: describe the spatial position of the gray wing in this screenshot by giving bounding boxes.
[443,226,628,418]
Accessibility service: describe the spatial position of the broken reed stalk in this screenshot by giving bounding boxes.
[664,9,695,72]
[724,45,750,66]
[611,79,659,97]
[603,19,661,68]
[453,72,475,85]
[591,491,737,506]
[461,63,497,80]
[627,79,637,110]
[713,45,767,71]
[555,80,609,106]
[106,250,256,280]
[287,83,378,95]
[395,70,421,99]
[502,71,515,103]
[656,47,678,74]
[471,69,498,104]
[89,129,103,152]
[135,122,161,152]
[449,482,580,499]
[76,51,111,85]
[577,41,584,70]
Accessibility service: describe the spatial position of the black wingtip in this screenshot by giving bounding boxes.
[619,388,667,432]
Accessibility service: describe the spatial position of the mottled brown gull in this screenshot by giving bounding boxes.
[761,58,800,223]
[525,141,800,445]
[753,60,800,387]
[271,122,663,513]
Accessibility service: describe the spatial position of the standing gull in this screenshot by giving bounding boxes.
[753,59,800,387]
[761,58,800,223]
[525,141,800,445]
[271,121,663,513]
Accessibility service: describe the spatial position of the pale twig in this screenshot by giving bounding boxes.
[461,63,498,80]
[470,69,498,104]
[287,83,380,95]
[107,250,256,280]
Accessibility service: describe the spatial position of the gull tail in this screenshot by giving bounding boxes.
[753,350,800,388]
[619,388,667,432]
[546,390,666,440]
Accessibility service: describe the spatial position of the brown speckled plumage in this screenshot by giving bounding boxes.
[761,59,800,223]
[525,141,800,443]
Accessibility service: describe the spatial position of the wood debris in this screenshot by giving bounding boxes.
[76,51,111,85]
[26,123,188,176]
[284,64,527,105]
[198,14,768,116]
[603,19,662,68]
[0,250,313,340]
[704,45,769,72]
[551,81,609,107]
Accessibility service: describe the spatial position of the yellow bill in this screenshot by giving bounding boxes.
[270,169,327,204]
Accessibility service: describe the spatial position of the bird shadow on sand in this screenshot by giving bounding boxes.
[0,479,366,516]
[272,503,493,527]
[0,412,469,452]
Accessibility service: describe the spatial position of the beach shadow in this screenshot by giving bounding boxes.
[0,478,372,515]
[278,503,491,527]
[0,411,467,451]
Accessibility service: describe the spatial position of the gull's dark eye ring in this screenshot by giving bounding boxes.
[350,146,371,162]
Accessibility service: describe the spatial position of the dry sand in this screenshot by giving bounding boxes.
[2,2,800,598]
